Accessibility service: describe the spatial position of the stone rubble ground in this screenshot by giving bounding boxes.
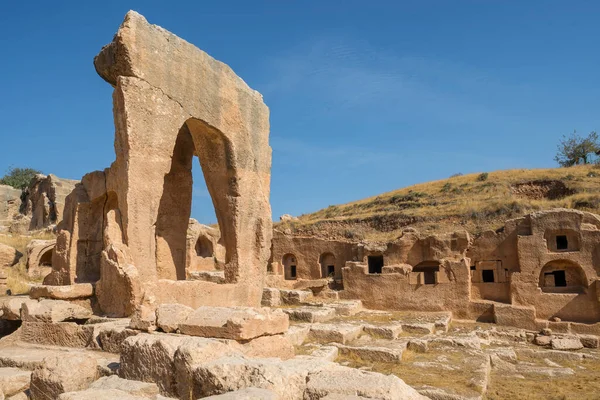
[1,292,599,399]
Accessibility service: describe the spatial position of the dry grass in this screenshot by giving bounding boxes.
[0,232,54,295]
[278,164,600,241]
[338,348,485,397]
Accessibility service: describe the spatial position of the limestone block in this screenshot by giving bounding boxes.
[0,298,37,321]
[21,300,91,323]
[261,288,281,307]
[329,300,362,316]
[551,337,583,351]
[0,244,21,268]
[579,335,599,349]
[407,339,428,353]
[282,307,336,323]
[129,304,157,332]
[29,284,94,300]
[401,323,435,334]
[120,333,239,397]
[89,376,159,397]
[193,356,334,398]
[363,324,402,340]
[20,322,94,348]
[336,344,405,363]
[179,306,289,340]
[94,323,139,353]
[304,365,427,400]
[0,368,30,397]
[494,304,537,331]
[241,335,294,360]
[298,346,339,362]
[155,303,193,333]
[283,325,311,346]
[308,324,363,344]
[280,290,312,305]
[534,334,552,347]
[30,354,99,400]
[96,246,141,317]
[58,389,147,400]
[202,388,280,399]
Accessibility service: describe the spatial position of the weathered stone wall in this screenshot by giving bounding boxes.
[270,230,357,281]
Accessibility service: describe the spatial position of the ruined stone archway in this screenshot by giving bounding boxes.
[46,11,273,311]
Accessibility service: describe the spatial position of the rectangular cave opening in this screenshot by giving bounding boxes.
[368,255,384,274]
[556,235,568,251]
[290,265,297,279]
[327,265,335,276]
[553,270,567,287]
[482,269,495,283]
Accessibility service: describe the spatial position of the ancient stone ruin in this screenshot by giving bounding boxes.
[1,10,600,400]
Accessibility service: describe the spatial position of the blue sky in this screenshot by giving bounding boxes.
[1,1,599,224]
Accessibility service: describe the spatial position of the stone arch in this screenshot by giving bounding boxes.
[39,248,53,267]
[319,252,336,278]
[282,253,298,280]
[539,260,587,293]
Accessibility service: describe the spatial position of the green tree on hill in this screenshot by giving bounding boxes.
[554,131,600,167]
[0,166,42,190]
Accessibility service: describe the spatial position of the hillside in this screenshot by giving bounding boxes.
[277,164,600,242]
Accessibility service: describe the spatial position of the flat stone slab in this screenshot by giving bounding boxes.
[0,367,30,397]
[201,387,279,399]
[179,306,289,340]
[21,299,92,323]
[363,324,403,340]
[304,365,427,399]
[280,289,312,305]
[282,307,336,323]
[58,388,148,400]
[309,323,363,344]
[187,271,226,284]
[0,297,37,320]
[156,303,194,333]
[89,376,160,397]
[401,322,435,334]
[0,345,118,374]
[551,337,583,351]
[20,321,94,348]
[329,300,363,316]
[336,343,405,363]
[29,284,94,300]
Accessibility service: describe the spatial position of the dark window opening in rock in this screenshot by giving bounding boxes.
[195,236,213,258]
[368,256,384,274]
[423,270,436,284]
[482,269,495,283]
[556,235,568,250]
[470,265,476,271]
[39,249,53,266]
[413,263,439,285]
[327,265,335,276]
[283,253,298,280]
[553,270,567,287]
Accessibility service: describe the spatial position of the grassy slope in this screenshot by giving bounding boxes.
[278,164,600,242]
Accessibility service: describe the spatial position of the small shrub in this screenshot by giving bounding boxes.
[450,173,463,178]
[586,171,597,178]
[477,172,489,182]
[0,166,42,190]
[441,183,452,193]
